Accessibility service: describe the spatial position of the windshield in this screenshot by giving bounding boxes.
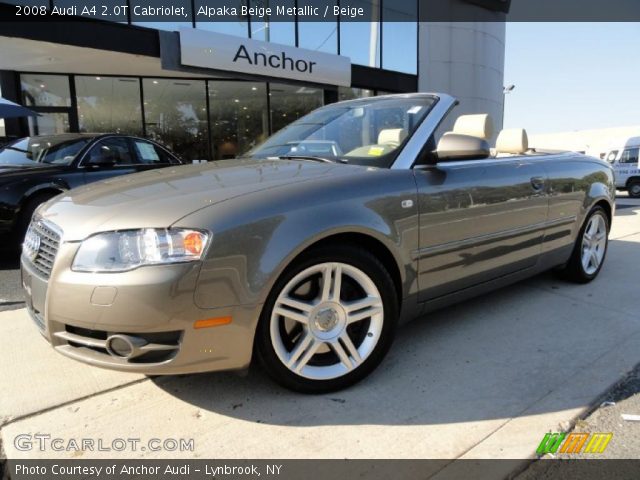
[0,136,91,166]
[246,96,437,168]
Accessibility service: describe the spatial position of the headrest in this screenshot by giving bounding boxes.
[496,128,529,154]
[453,114,494,140]
[378,128,407,145]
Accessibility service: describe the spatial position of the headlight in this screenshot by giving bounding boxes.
[72,228,210,272]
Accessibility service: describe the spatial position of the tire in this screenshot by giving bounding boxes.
[14,192,57,245]
[557,206,609,283]
[628,180,640,199]
[255,245,399,393]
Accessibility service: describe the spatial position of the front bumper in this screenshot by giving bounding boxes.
[21,240,262,375]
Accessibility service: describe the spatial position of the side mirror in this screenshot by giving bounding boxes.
[436,133,490,161]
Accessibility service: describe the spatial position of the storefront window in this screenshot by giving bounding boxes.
[21,74,71,107]
[75,76,143,135]
[257,21,296,45]
[381,0,417,74]
[269,83,324,133]
[209,81,268,160]
[142,79,209,161]
[250,0,296,45]
[338,87,374,101]
[297,0,337,54]
[195,0,248,37]
[27,113,71,136]
[130,0,192,31]
[340,0,381,67]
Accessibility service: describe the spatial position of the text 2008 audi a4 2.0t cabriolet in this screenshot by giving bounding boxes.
[21,94,615,393]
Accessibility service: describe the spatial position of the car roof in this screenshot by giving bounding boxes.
[15,133,163,145]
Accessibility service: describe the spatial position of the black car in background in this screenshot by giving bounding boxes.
[0,134,183,244]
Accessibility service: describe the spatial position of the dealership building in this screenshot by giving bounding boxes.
[0,0,507,160]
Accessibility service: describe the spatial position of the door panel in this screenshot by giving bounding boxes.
[414,158,548,301]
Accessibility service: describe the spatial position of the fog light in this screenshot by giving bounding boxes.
[106,334,146,359]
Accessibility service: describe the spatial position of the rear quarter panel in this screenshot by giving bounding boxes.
[540,154,615,262]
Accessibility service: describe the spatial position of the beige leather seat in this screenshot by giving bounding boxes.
[377,128,407,146]
[451,114,494,140]
[495,128,529,156]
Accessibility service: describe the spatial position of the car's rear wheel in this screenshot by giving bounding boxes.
[256,245,398,393]
[628,180,640,198]
[558,206,609,283]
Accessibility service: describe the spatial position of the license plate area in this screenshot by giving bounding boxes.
[21,263,48,331]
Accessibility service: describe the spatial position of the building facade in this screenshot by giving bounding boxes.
[0,0,507,160]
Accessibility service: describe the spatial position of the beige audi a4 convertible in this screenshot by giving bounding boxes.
[22,94,615,392]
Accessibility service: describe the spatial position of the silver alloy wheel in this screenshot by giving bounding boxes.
[581,212,607,275]
[270,262,384,380]
[630,183,640,197]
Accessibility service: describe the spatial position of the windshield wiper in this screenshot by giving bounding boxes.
[278,155,347,164]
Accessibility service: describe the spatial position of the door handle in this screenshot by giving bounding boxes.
[530,176,545,191]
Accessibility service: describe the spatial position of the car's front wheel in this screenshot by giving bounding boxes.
[256,245,398,393]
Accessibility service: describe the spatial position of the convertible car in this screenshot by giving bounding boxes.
[22,93,615,393]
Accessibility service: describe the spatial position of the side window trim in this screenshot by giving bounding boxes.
[77,136,181,167]
[80,136,137,167]
[132,138,176,165]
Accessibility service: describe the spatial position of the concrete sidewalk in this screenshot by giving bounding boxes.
[1,204,639,463]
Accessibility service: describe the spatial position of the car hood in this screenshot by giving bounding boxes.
[40,158,359,241]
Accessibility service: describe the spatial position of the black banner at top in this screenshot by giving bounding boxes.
[0,0,639,22]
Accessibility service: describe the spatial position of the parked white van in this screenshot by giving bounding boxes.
[605,137,640,198]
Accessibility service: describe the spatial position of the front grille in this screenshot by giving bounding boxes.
[25,219,62,279]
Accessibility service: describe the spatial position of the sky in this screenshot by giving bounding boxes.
[504,23,640,134]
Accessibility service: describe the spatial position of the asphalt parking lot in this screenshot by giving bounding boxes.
[1,194,639,473]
